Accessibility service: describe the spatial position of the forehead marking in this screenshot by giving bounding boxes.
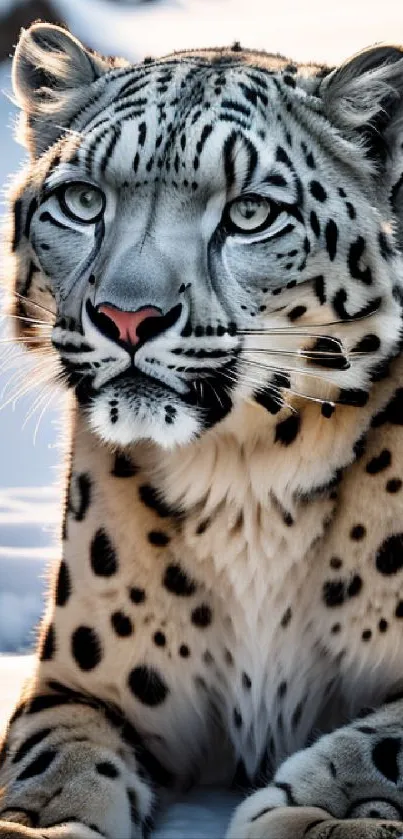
[75,61,278,187]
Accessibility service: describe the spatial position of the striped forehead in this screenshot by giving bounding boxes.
[71,59,280,190]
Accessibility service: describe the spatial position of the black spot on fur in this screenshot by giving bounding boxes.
[278,680,287,698]
[321,402,335,418]
[330,556,342,569]
[376,534,403,576]
[96,761,120,778]
[196,518,211,535]
[372,389,403,428]
[379,230,394,260]
[352,334,381,354]
[254,387,282,415]
[71,626,102,671]
[128,665,168,706]
[130,587,146,604]
[163,564,197,596]
[139,484,177,518]
[138,122,147,147]
[310,181,327,202]
[348,575,363,597]
[69,473,91,522]
[242,672,252,690]
[111,611,133,637]
[353,434,367,460]
[55,561,71,607]
[154,631,166,647]
[27,695,73,715]
[372,738,401,783]
[40,624,55,662]
[313,274,325,303]
[179,644,190,658]
[112,453,137,478]
[233,708,243,728]
[12,728,52,764]
[275,413,301,445]
[281,607,292,627]
[191,604,213,628]
[148,531,170,546]
[350,524,366,541]
[325,219,338,261]
[386,478,402,493]
[323,574,362,607]
[310,211,321,237]
[338,388,368,407]
[16,750,57,783]
[12,198,23,251]
[288,305,306,322]
[366,449,392,474]
[332,289,381,322]
[346,202,356,220]
[90,529,118,576]
[348,237,372,285]
[323,580,345,607]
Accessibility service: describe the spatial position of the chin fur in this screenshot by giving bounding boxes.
[88,391,201,448]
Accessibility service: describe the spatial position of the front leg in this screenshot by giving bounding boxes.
[228,699,403,839]
[0,683,156,839]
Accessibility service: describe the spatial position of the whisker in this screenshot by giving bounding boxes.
[0,345,20,366]
[236,307,381,335]
[241,357,339,382]
[0,337,50,344]
[23,385,53,430]
[33,386,61,445]
[0,366,58,412]
[13,291,55,318]
[2,313,52,327]
[243,346,345,360]
[215,367,287,411]
[228,367,334,410]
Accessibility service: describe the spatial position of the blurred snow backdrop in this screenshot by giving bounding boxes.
[0,0,402,651]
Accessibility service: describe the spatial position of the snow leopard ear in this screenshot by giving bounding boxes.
[320,44,403,162]
[12,23,121,157]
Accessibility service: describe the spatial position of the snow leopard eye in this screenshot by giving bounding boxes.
[226,194,273,233]
[59,183,106,224]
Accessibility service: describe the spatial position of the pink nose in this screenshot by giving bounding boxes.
[97,305,162,345]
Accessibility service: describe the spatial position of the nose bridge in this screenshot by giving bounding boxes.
[94,231,179,314]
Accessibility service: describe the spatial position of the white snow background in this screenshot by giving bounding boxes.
[0,0,402,833]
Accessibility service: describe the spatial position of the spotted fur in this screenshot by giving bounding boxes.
[2,24,403,839]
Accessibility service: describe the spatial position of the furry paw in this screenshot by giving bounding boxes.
[227,803,403,839]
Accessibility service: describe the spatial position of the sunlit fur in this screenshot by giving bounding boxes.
[2,25,403,839]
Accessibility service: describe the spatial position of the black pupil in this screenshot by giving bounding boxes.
[80,191,95,208]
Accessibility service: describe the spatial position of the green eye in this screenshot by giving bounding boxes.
[227,195,272,232]
[60,183,105,223]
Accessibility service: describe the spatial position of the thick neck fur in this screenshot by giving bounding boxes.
[47,356,403,782]
[67,369,394,615]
